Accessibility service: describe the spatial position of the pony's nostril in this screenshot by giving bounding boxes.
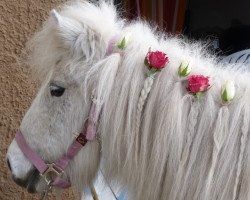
[7,158,12,172]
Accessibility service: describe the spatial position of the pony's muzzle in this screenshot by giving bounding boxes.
[7,140,40,193]
[12,168,39,193]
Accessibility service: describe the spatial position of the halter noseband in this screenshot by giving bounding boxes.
[15,103,96,190]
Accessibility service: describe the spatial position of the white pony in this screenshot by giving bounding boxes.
[7,1,250,199]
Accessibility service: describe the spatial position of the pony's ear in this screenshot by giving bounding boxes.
[50,9,101,59]
[51,9,62,24]
[51,9,84,47]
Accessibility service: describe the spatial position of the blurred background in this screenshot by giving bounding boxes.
[1,0,250,199]
[122,0,250,56]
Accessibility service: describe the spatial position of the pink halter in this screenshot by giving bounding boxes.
[15,104,96,189]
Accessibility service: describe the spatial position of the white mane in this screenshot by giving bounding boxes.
[26,1,250,199]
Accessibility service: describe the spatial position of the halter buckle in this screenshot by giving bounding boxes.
[40,163,63,186]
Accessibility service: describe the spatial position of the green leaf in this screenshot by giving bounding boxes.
[148,68,158,79]
[195,92,203,100]
[181,66,188,76]
[222,89,228,102]
[178,63,183,75]
[118,37,126,49]
[178,63,190,77]
[144,57,150,67]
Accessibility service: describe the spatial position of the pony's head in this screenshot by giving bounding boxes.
[7,1,122,193]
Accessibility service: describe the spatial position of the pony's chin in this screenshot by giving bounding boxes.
[27,177,48,194]
[25,172,40,194]
[12,169,40,193]
[26,177,49,194]
[26,181,38,193]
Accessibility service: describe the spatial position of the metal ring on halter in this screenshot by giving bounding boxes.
[40,163,64,186]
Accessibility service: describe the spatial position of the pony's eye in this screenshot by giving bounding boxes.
[50,84,65,97]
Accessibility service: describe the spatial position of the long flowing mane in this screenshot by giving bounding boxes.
[26,1,250,199]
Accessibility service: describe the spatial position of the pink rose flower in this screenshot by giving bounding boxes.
[145,50,169,70]
[187,75,210,94]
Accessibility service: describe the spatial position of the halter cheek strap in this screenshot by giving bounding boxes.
[15,104,96,189]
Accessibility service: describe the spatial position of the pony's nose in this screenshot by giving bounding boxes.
[7,158,12,172]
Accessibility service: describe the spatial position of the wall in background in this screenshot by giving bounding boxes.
[0,0,75,199]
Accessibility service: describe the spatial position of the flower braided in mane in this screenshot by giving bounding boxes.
[134,50,168,165]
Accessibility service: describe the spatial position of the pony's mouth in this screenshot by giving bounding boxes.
[12,168,40,193]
